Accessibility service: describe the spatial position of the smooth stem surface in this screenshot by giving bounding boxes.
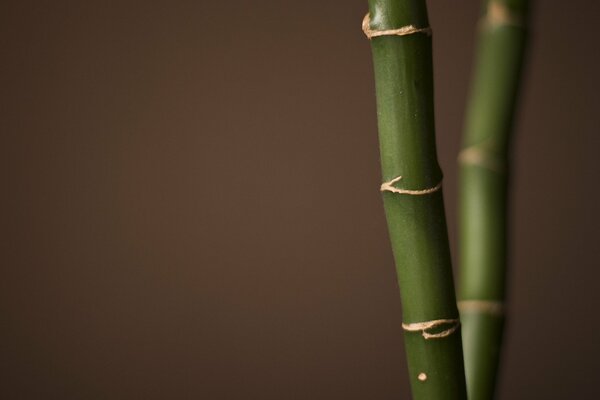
[366,1,466,398]
[458,1,529,399]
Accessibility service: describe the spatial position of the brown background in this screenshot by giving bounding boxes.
[2,0,599,399]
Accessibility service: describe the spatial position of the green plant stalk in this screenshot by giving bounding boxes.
[458,1,529,399]
[366,1,466,398]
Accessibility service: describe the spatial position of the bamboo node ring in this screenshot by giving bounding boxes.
[362,13,432,39]
[402,318,460,340]
[458,300,505,316]
[481,1,524,29]
[458,145,505,172]
[380,176,442,195]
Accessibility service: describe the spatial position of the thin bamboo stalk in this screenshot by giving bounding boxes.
[458,1,529,399]
[365,1,467,398]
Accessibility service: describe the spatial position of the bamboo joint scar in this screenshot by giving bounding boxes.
[482,1,524,29]
[458,300,505,316]
[458,145,505,172]
[402,318,460,339]
[380,176,442,195]
[362,13,432,39]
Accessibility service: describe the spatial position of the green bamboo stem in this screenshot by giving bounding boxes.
[458,1,529,399]
[365,1,466,398]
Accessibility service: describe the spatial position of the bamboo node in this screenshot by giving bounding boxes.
[380,176,442,195]
[362,13,432,39]
[458,143,505,172]
[481,1,524,29]
[402,318,460,339]
[458,300,505,316]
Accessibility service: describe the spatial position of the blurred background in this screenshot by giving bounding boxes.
[2,0,599,398]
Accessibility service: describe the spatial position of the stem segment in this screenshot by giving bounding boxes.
[458,1,529,399]
[365,1,467,398]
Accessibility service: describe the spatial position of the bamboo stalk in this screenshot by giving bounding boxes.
[458,1,529,399]
[365,1,466,398]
